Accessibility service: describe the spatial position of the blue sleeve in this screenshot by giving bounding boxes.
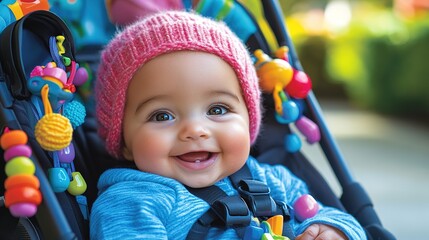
[268,164,367,240]
[90,181,175,239]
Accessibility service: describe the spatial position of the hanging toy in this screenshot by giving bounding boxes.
[254,49,299,123]
[1,128,42,217]
[254,47,321,152]
[35,85,73,151]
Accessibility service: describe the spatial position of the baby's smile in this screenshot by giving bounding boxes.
[174,152,218,170]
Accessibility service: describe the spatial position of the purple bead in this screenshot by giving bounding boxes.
[4,144,32,162]
[295,116,321,144]
[58,143,75,163]
[73,67,88,86]
[9,203,37,217]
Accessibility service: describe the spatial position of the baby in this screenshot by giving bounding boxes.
[90,10,366,240]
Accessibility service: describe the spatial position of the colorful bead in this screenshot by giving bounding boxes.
[4,144,32,161]
[4,174,40,190]
[5,186,42,207]
[48,167,70,192]
[67,172,87,196]
[58,143,75,163]
[9,203,38,218]
[0,129,28,150]
[5,156,36,176]
[293,194,319,222]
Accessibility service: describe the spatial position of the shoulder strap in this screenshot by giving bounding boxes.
[186,164,296,239]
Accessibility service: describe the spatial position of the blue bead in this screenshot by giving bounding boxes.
[284,133,302,152]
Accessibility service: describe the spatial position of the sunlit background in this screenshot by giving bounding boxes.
[245,0,429,121]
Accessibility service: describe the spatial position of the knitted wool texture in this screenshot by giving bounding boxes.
[96,11,261,158]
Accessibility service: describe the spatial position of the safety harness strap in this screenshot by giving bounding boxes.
[186,164,296,239]
[186,184,250,239]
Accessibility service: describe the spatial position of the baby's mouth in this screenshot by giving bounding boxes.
[175,151,217,170]
[177,151,212,163]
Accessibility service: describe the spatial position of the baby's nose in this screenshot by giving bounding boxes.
[178,120,210,141]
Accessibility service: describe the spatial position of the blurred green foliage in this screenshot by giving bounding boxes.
[326,8,429,117]
[242,0,429,118]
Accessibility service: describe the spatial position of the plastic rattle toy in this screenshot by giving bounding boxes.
[1,128,42,217]
[254,48,294,118]
[254,47,321,151]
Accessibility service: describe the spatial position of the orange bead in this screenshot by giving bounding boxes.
[1,130,28,150]
[4,186,42,207]
[5,174,40,190]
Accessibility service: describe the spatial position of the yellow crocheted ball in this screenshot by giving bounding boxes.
[35,113,73,151]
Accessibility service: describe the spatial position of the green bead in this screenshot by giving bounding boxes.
[5,156,35,176]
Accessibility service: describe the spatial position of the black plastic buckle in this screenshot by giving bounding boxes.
[212,195,251,227]
[238,179,278,217]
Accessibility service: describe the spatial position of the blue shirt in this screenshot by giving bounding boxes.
[90,156,366,239]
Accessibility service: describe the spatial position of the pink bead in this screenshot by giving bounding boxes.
[293,194,319,222]
[4,144,32,162]
[9,203,38,217]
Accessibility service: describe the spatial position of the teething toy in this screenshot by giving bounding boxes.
[1,128,42,217]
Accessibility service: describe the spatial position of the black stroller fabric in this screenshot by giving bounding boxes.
[0,2,396,239]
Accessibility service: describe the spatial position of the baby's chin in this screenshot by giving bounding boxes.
[176,175,224,189]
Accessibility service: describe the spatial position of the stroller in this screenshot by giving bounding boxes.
[0,0,395,239]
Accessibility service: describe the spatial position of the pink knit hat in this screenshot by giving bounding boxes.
[96,11,261,158]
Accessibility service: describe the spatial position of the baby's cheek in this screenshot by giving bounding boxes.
[134,134,167,159]
[221,123,250,156]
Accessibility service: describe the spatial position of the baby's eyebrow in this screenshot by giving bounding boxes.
[135,94,169,114]
[209,90,241,103]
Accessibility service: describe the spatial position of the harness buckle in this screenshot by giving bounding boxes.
[212,195,252,227]
[238,179,278,217]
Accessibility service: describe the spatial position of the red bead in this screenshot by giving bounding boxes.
[286,70,312,99]
[5,186,42,207]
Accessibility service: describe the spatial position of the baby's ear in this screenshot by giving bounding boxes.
[122,146,133,161]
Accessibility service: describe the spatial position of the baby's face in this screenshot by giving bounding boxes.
[122,51,250,188]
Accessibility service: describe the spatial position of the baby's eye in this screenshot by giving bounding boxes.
[208,105,229,115]
[150,112,174,121]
